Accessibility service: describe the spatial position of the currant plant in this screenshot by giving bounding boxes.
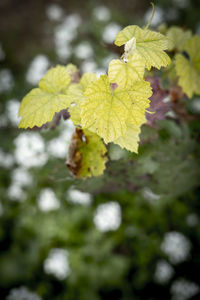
[18,5,200,178]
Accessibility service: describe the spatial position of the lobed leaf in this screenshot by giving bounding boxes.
[166,26,192,52]
[19,65,80,128]
[175,36,200,98]
[175,54,200,98]
[115,25,171,70]
[81,75,132,143]
[81,75,152,145]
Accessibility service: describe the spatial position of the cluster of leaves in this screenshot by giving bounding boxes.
[18,10,176,178]
[18,7,200,179]
[166,26,200,98]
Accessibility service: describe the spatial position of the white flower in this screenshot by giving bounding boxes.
[46,4,63,21]
[44,248,70,280]
[14,132,48,168]
[94,201,121,232]
[6,99,20,127]
[26,55,50,85]
[102,23,122,44]
[0,69,14,93]
[171,279,199,300]
[74,42,93,60]
[67,188,92,205]
[81,60,97,73]
[0,149,14,169]
[93,6,111,22]
[37,188,60,212]
[154,260,174,284]
[6,286,41,300]
[7,184,26,202]
[54,14,81,61]
[11,167,33,187]
[48,137,67,158]
[161,232,191,264]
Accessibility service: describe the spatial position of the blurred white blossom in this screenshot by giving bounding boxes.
[46,4,64,21]
[11,167,33,187]
[161,232,191,264]
[54,14,81,61]
[6,99,20,127]
[6,286,41,300]
[38,188,60,212]
[171,279,199,300]
[26,55,50,85]
[44,248,70,280]
[14,132,48,168]
[0,69,14,93]
[48,119,75,158]
[7,184,27,202]
[154,260,174,284]
[94,201,121,232]
[0,149,14,169]
[67,188,92,205]
[81,60,97,73]
[93,6,111,22]
[102,23,122,44]
[48,137,67,158]
[8,168,32,202]
[74,42,93,60]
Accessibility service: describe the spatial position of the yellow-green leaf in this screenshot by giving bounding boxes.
[108,53,145,88]
[81,75,152,145]
[175,36,200,98]
[39,65,71,93]
[115,25,171,70]
[68,84,84,126]
[126,81,152,126]
[67,128,108,178]
[18,66,80,128]
[184,35,200,71]
[114,123,141,153]
[166,26,192,52]
[80,72,98,90]
[175,54,200,98]
[81,75,132,143]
